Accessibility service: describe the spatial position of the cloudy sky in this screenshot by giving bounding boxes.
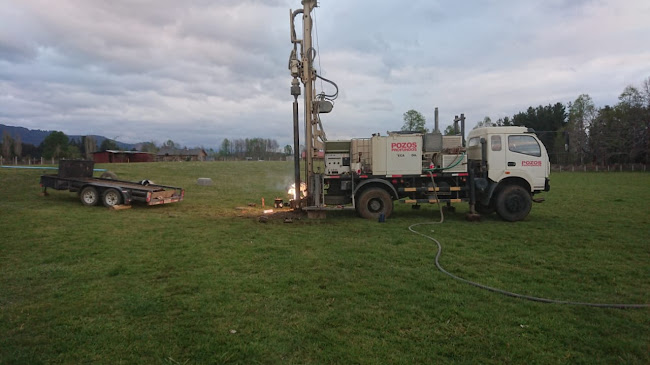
[1,0,649,148]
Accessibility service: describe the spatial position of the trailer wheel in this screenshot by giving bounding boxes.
[102,188,123,207]
[495,185,531,222]
[80,186,100,206]
[357,188,393,220]
[100,171,118,180]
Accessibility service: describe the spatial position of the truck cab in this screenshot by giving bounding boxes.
[467,126,550,221]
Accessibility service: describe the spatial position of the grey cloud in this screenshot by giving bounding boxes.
[1,0,649,148]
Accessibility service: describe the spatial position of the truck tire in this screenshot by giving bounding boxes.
[102,188,123,207]
[357,187,393,220]
[80,186,100,206]
[495,185,531,222]
[100,171,118,180]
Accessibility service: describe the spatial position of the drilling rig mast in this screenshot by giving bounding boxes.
[289,0,333,208]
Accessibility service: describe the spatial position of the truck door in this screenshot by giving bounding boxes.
[505,134,547,191]
[486,134,506,182]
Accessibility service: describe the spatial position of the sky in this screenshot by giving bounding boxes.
[1,0,649,149]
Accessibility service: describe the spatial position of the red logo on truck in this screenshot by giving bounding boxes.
[521,160,542,167]
[391,142,418,152]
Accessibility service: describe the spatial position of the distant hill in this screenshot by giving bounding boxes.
[0,124,137,150]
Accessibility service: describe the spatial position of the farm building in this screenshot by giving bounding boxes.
[93,150,155,163]
[156,147,208,162]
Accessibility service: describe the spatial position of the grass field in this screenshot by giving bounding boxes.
[1,162,649,364]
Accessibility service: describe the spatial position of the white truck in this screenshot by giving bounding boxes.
[315,126,550,221]
[288,1,549,221]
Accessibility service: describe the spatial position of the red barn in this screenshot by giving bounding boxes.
[93,150,155,163]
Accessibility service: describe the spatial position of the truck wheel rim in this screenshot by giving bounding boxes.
[369,199,383,212]
[505,195,522,212]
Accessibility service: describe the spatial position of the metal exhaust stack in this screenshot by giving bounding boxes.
[460,113,466,147]
[434,107,439,133]
[452,114,466,146]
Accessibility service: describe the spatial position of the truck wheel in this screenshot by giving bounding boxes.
[80,186,99,206]
[495,185,531,222]
[357,188,393,220]
[102,188,123,207]
[100,171,118,180]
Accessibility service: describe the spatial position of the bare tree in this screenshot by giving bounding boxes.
[13,134,22,160]
[84,136,97,158]
[2,131,13,159]
[567,94,596,164]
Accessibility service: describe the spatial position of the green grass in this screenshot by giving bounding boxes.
[1,162,649,364]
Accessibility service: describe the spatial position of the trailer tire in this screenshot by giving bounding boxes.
[100,171,118,180]
[80,186,100,206]
[102,188,123,207]
[495,185,531,222]
[357,187,393,220]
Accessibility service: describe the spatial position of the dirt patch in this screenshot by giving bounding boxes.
[262,209,306,222]
[234,206,306,222]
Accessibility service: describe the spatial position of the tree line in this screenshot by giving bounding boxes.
[0,132,112,160]
[218,138,293,160]
[0,130,291,162]
[471,77,650,165]
[403,77,649,165]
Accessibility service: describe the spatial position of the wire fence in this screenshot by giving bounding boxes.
[552,164,648,172]
[0,156,58,166]
[2,156,648,173]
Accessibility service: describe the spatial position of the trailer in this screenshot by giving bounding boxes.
[40,160,184,208]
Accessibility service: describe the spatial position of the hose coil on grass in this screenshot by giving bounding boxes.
[409,222,650,309]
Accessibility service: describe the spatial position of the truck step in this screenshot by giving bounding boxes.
[400,198,465,204]
[398,186,466,193]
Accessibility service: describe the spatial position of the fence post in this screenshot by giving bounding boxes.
[584,165,587,172]
[15,156,17,165]
[620,165,622,172]
[632,164,634,172]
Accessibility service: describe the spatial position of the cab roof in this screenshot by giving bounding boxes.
[467,126,533,138]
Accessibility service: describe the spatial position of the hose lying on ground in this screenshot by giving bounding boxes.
[411,179,650,309]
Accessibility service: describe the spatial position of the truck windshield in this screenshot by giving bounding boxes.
[508,135,541,157]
